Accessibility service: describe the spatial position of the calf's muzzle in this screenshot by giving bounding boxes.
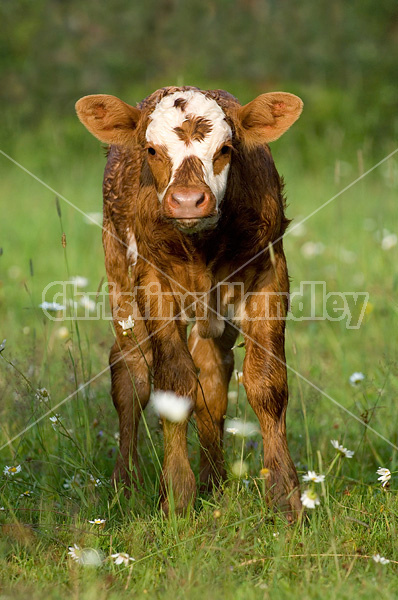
[164,187,214,220]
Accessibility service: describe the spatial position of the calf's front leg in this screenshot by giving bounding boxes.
[142,295,197,515]
[241,280,301,520]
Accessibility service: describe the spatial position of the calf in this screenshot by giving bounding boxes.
[76,86,303,519]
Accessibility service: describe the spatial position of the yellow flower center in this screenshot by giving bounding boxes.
[260,468,270,478]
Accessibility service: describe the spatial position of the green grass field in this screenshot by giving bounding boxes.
[1,107,397,599]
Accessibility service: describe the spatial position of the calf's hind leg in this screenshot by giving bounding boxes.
[188,323,237,491]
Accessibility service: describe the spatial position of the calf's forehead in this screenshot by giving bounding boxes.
[145,91,232,162]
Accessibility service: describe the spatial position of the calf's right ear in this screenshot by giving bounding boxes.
[75,94,141,145]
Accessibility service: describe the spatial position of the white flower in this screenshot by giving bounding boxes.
[151,391,192,423]
[56,326,70,340]
[67,299,79,310]
[331,440,354,458]
[70,276,89,288]
[373,554,390,565]
[68,545,103,566]
[88,518,106,526]
[381,233,397,251]
[50,414,62,429]
[376,467,391,487]
[89,474,102,487]
[227,391,238,402]
[225,419,259,437]
[302,470,325,483]
[68,544,83,562]
[35,387,50,402]
[114,432,120,442]
[83,212,102,226]
[0,506,5,511]
[349,372,365,386]
[3,465,21,476]
[111,552,136,566]
[231,460,249,478]
[289,220,307,238]
[300,489,320,509]
[300,241,325,258]
[79,295,96,312]
[63,474,82,489]
[39,301,66,312]
[118,315,135,335]
[226,427,239,435]
[234,370,244,384]
[19,490,33,498]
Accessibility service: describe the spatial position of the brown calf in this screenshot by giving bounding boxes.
[76,86,303,520]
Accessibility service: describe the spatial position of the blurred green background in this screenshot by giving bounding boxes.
[1,0,397,155]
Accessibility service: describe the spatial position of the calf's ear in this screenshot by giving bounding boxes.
[75,94,142,145]
[237,92,303,146]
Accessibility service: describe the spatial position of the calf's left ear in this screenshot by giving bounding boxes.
[237,92,303,145]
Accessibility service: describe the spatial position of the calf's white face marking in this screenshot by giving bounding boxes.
[146,91,232,204]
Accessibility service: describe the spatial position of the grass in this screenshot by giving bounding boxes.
[0,109,397,599]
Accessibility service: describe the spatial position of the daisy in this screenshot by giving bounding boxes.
[225,419,259,437]
[49,414,62,429]
[3,465,21,476]
[289,220,307,238]
[89,474,102,487]
[151,391,191,423]
[300,241,325,259]
[118,315,135,335]
[19,490,33,498]
[69,276,89,288]
[234,371,244,384]
[373,554,390,565]
[300,489,320,509]
[0,507,5,511]
[376,467,391,488]
[35,387,51,402]
[231,460,248,478]
[83,212,102,226]
[349,372,365,386]
[111,552,136,566]
[331,440,354,458]
[88,518,106,526]
[63,474,82,489]
[302,470,325,483]
[68,544,83,562]
[39,301,66,312]
[56,326,70,340]
[79,295,96,312]
[381,233,397,251]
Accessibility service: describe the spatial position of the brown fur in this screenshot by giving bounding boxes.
[76,86,303,520]
[174,116,213,145]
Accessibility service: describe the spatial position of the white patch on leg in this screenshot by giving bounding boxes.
[146,90,232,204]
[126,230,138,265]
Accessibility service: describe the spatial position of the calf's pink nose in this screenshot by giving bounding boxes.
[167,189,210,218]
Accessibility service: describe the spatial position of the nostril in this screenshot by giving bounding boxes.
[195,193,205,208]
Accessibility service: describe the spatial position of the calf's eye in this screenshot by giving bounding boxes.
[147,147,156,156]
[221,145,231,155]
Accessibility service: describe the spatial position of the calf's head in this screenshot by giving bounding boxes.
[76,87,303,233]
